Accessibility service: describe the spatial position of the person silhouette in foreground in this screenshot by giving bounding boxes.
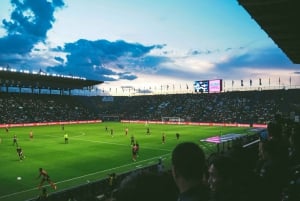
[171,142,210,201]
[115,170,177,201]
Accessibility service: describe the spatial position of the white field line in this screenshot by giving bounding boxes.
[44,133,172,152]
[0,151,170,199]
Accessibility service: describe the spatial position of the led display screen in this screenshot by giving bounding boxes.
[209,79,222,93]
[194,80,209,93]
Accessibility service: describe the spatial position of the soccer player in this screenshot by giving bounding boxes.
[13,135,18,146]
[146,127,150,135]
[110,128,114,137]
[162,133,166,144]
[125,127,129,136]
[64,133,68,144]
[130,135,135,146]
[176,133,180,140]
[16,146,24,161]
[37,187,48,200]
[29,130,33,140]
[37,168,57,190]
[132,144,138,161]
[136,142,140,157]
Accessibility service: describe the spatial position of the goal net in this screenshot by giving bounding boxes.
[102,115,120,122]
[161,117,184,123]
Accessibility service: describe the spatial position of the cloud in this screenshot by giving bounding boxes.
[0,0,64,65]
[218,46,293,70]
[211,46,300,79]
[47,39,167,81]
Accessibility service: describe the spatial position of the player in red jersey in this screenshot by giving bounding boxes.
[132,144,138,161]
[16,146,25,161]
[37,168,57,190]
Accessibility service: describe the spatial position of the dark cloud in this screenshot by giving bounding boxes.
[118,73,137,80]
[47,39,167,81]
[54,56,64,63]
[0,0,64,65]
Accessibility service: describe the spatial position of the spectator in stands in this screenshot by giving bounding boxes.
[157,157,164,175]
[115,170,177,201]
[171,142,210,201]
[207,154,243,201]
[288,123,300,167]
[255,139,289,201]
[105,173,117,199]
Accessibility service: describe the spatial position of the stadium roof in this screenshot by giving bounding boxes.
[0,70,103,90]
[238,0,300,64]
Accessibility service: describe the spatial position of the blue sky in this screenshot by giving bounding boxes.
[0,0,299,94]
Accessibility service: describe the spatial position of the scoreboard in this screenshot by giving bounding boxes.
[193,79,222,93]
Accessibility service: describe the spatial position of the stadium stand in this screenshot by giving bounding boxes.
[0,89,295,201]
[2,89,300,125]
[2,73,300,201]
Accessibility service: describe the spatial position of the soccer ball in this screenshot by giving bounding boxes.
[17,177,22,180]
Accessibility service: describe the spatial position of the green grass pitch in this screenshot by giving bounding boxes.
[0,122,249,201]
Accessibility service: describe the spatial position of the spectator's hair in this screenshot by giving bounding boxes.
[115,171,177,201]
[172,142,205,180]
[261,139,279,159]
[209,155,235,182]
[267,121,282,139]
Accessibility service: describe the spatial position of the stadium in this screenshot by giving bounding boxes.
[1,1,300,201]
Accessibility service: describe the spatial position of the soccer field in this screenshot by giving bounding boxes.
[0,122,249,201]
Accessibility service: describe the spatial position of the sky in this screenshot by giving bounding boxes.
[0,0,300,95]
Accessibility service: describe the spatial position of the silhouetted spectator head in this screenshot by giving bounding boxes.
[171,142,209,201]
[115,171,177,201]
[172,142,206,182]
[208,155,235,192]
[267,121,282,140]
